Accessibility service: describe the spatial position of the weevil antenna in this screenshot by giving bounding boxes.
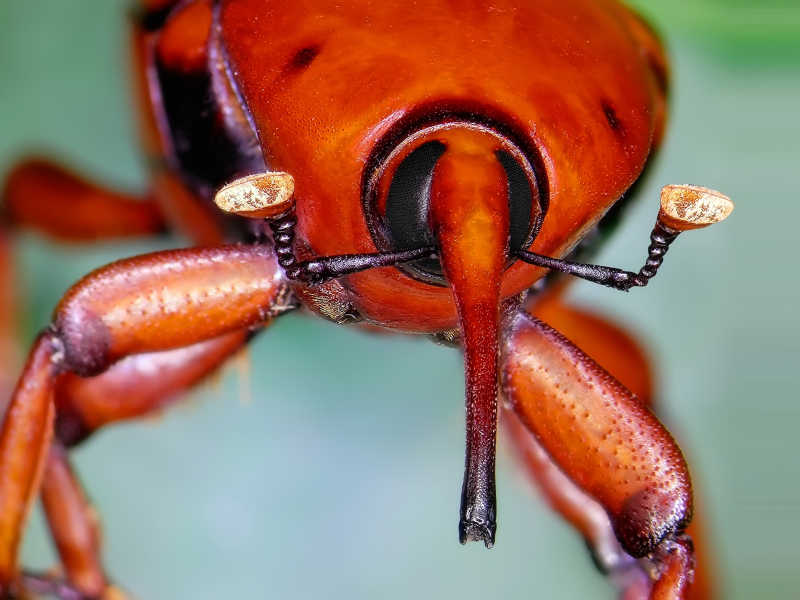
[215,172,437,284]
[269,210,436,284]
[517,185,733,291]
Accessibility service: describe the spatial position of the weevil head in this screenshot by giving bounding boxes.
[214,0,665,332]
[142,0,666,331]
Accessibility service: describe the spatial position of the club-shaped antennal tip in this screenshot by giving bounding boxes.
[658,184,734,232]
[214,172,295,219]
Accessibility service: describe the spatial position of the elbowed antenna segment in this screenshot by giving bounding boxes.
[268,210,435,284]
[517,185,733,291]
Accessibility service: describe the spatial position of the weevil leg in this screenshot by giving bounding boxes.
[503,411,650,595]
[0,152,228,408]
[520,294,716,598]
[0,244,293,598]
[2,159,166,243]
[36,329,254,599]
[0,156,169,401]
[504,291,655,587]
[54,329,252,446]
[506,410,704,599]
[0,155,171,402]
[2,156,228,248]
[38,444,107,599]
[0,230,18,402]
[501,309,695,599]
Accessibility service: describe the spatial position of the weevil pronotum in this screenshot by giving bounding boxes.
[0,1,734,598]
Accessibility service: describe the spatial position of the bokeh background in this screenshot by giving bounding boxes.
[0,1,798,598]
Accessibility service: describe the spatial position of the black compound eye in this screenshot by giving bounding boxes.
[384,141,447,277]
[382,141,540,283]
[496,149,534,254]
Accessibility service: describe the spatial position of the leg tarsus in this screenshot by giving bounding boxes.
[18,571,93,600]
[646,534,695,600]
[0,332,60,585]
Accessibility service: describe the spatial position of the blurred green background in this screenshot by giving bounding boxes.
[0,1,798,598]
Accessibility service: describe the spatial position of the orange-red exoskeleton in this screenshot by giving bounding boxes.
[0,1,733,598]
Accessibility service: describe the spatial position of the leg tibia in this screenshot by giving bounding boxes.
[2,159,165,242]
[501,311,692,558]
[0,333,59,584]
[0,231,18,400]
[41,444,106,597]
[55,330,250,445]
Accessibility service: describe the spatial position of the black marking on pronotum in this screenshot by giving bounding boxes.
[602,101,623,133]
[286,45,321,73]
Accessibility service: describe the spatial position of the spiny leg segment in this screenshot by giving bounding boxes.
[520,293,715,599]
[0,244,293,598]
[501,310,695,598]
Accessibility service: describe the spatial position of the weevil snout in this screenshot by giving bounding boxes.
[369,124,545,546]
[424,129,513,546]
